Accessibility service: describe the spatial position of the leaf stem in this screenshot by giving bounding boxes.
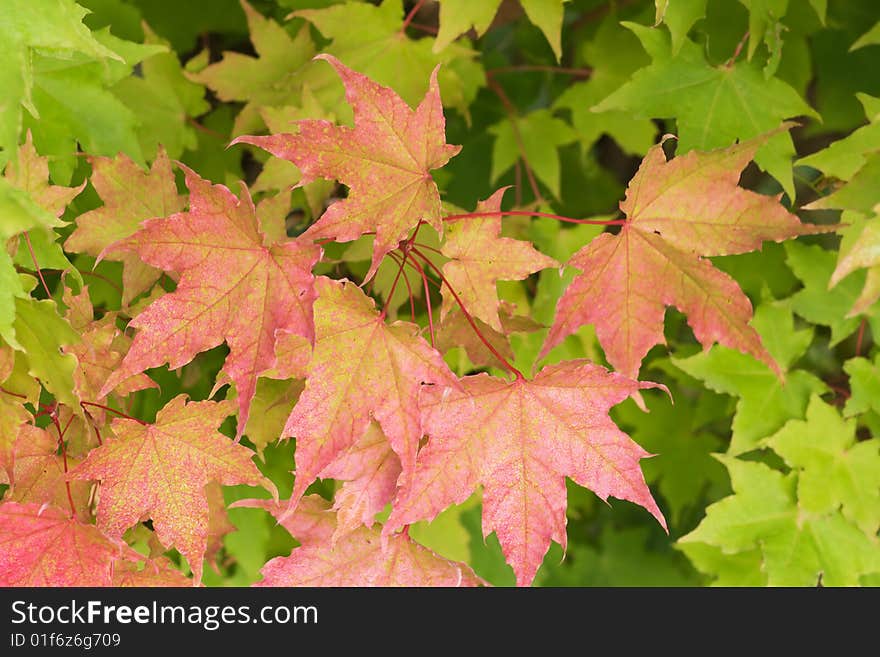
[51,413,77,518]
[444,210,626,225]
[405,255,436,347]
[400,0,427,33]
[0,386,27,400]
[80,401,147,426]
[386,251,417,322]
[856,318,867,356]
[410,247,525,381]
[487,65,593,78]
[486,77,544,203]
[725,31,750,67]
[23,231,53,299]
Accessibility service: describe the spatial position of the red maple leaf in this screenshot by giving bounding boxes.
[99,166,321,437]
[0,502,137,586]
[541,131,832,379]
[387,360,666,586]
[283,276,459,513]
[441,188,558,331]
[65,149,182,305]
[233,54,460,281]
[240,496,481,586]
[68,396,276,583]
[319,422,401,541]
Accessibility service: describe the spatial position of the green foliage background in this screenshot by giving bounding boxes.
[2,0,880,586]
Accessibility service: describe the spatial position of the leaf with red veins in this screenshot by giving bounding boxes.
[1,425,91,518]
[62,287,155,412]
[233,495,336,546]
[542,131,833,379]
[320,422,401,542]
[436,302,542,370]
[441,189,558,331]
[98,166,321,438]
[387,360,666,587]
[5,131,84,216]
[233,54,460,281]
[65,149,182,305]
[0,502,138,586]
[249,495,481,587]
[283,277,459,512]
[113,557,194,587]
[68,395,276,584]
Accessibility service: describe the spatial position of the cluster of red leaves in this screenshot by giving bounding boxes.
[0,56,827,587]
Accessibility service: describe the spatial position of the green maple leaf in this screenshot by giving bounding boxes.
[672,300,828,455]
[21,28,164,183]
[539,526,699,587]
[0,0,123,168]
[851,20,880,50]
[680,456,880,586]
[785,241,880,344]
[764,395,880,535]
[614,388,728,525]
[844,355,880,418]
[654,0,708,54]
[593,23,817,198]
[112,24,210,160]
[12,294,80,409]
[189,0,315,136]
[433,0,569,61]
[677,542,767,586]
[489,109,577,198]
[798,94,880,181]
[294,0,483,119]
[553,14,656,156]
[0,176,63,348]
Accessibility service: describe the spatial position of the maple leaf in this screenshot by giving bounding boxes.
[653,0,708,54]
[0,344,35,478]
[441,188,558,331]
[593,24,818,198]
[542,131,830,380]
[98,166,321,437]
[4,131,84,215]
[189,0,315,136]
[292,0,482,118]
[243,496,481,586]
[436,302,542,371]
[552,16,657,157]
[672,300,828,455]
[488,110,577,198]
[0,502,136,586]
[113,557,194,587]
[764,395,880,535]
[284,276,459,511]
[68,396,276,584]
[62,286,155,406]
[1,424,91,518]
[320,422,401,541]
[434,0,569,61]
[785,241,879,345]
[844,355,880,419]
[679,454,880,586]
[65,149,183,305]
[387,360,666,587]
[112,24,210,160]
[0,0,123,168]
[233,54,460,281]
